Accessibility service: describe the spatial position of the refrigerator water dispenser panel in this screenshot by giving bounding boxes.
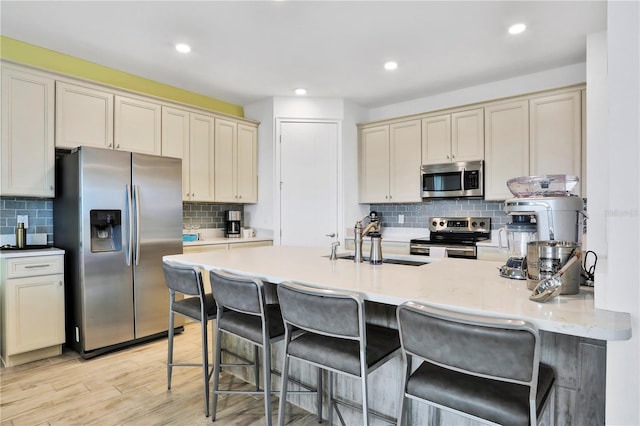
[90,210,122,253]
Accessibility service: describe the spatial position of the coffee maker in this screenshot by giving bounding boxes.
[503,196,584,243]
[225,210,241,238]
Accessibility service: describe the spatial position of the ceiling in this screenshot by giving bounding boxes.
[0,1,606,108]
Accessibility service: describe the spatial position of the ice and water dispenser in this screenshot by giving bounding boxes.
[90,210,122,252]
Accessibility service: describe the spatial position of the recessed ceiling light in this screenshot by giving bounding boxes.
[294,88,307,95]
[508,23,527,35]
[384,61,398,71]
[175,43,191,53]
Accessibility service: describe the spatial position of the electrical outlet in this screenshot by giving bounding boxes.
[398,214,405,224]
[17,215,28,228]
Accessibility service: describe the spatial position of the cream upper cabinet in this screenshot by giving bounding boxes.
[161,106,191,200]
[452,108,484,162]
[189,112,215,202]
[55,82,114,150]
[214,119,257,203]
[529,90,582,183]
[484,99,530,200]
[359,125,390,203]
[422,114,451,164]
[236,123,258,202]
[114,95,162,155]
[359,119,421,203]
[422,108,484,164]
[1,66,55,197]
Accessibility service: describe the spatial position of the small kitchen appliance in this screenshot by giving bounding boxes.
[498,215,537,280]
[225,210,242,238]
[526,241,582,294]
[421,160,483,199]
[410,217,491,259]
[503,175,585,243]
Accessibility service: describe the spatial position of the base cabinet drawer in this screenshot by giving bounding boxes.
[6,255,64,278]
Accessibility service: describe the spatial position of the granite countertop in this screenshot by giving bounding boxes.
[164,245,631,341]
[183,236,273,247]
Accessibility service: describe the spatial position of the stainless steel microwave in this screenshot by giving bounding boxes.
[421,160,484,199]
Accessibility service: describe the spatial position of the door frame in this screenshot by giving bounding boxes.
[274,118,343,246]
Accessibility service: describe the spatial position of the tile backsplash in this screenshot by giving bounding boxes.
[0,197,244,245]
[370,199,507,230]
[0,197,54,244]
[182,202,245,229]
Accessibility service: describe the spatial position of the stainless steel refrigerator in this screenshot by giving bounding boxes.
[54,146,183,358]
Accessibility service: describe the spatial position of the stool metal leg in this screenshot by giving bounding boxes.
[202,317,210,417]
[211,326,223,421]
[317,368,323,423]
[254,345,260,391]
[263,342,273,426]
[329,371,334,426]
[277,348,291,426]
[167,306,175,390]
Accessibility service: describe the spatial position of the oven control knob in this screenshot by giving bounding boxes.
[432,221,437,227]
[480,221,485,227]
[472,221,477,227]
[439,221,445,227]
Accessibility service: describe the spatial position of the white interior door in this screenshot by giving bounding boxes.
[279,121,338,247]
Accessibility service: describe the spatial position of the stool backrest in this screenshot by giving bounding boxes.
[277,281,364,339]
[397,301,539,385]
[163,262,205,298]
[209,269,265,316]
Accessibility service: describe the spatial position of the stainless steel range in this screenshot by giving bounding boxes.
[410,217,491,259]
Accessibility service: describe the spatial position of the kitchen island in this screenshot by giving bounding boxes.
[164,246,631,425]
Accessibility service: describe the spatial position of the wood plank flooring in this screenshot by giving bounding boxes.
[0,323,318,425]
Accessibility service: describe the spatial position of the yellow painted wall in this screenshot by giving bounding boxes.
[0,36,244,117]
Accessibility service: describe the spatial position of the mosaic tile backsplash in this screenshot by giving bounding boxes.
[0,197,244,245]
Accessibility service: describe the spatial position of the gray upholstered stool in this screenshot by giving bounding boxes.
[209,269,286,426]
[277,281,401,426]
[396,301,556,426]
[162,262,217,417]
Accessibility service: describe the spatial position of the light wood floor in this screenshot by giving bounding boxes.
[0,323,319,425]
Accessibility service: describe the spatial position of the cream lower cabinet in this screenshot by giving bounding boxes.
[359,119,421,203]
[422,108,484,165]
[214,119,258,203]
[1,65,55,197]
[114,95,162,155]
[484,99,530,200]
[55,81,114,150]
[1,254,65,367]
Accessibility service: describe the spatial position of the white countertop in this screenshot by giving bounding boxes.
[183,236,274,247]
[0,247,64,258]
[163,245,631,341]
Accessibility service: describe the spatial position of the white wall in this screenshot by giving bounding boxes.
[368,63,586,121]
[599,1,640,424]
[243,97,368,242]
[243,97,274,236]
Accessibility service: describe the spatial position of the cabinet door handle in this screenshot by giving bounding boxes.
[25,264,50,269]
[108,143,113,148]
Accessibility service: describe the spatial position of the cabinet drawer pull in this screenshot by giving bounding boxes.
[24,264,50,269]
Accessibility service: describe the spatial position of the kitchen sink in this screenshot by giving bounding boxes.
[335,255,429,267]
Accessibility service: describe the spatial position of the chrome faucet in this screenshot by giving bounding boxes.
[354,212,381,263]
[329,240,340,260]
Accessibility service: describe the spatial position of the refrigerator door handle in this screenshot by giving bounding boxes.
[126,184,133,266]
[134,184,141,266]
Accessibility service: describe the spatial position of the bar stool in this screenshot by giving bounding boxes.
[209,269,285,425]
[277,281,401,426]
[396,301,556,426]
[162,262,217,417]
